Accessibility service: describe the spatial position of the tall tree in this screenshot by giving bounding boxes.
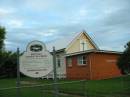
[0,26,6,76]
[0,26,17,78]
[117,41,130,74]
[0,26,6,52]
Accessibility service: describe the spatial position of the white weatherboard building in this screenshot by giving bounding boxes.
[43,31,98,79]
[42,49,66,79]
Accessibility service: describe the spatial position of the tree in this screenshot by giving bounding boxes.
[0,51,17,78]
[0,26,6,52]
[117,41,130,74]
[0,26,17,78]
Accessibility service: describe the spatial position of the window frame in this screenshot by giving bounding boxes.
[77,55,87,66]
[56,55,61,68]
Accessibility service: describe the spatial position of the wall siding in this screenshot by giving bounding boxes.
[66,52,122,80]
[89,53,122,80]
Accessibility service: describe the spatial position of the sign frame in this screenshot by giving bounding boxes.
[20,40,53,78]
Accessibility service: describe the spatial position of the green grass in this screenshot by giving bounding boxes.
[0,75,130,97]
[87,77,130,97]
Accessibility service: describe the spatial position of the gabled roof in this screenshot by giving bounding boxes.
[66,31,99,51]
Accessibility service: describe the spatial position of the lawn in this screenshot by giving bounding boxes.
[0,75,130,97]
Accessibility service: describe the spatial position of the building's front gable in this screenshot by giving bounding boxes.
[66,31,99,54]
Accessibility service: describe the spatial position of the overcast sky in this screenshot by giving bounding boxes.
[0,0,130,52]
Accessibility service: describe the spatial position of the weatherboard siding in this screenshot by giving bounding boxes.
[43,51,66,79]
[66,33,95,54]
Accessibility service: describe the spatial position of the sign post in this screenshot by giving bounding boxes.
[16,48,20,97]
[53,47,58,97]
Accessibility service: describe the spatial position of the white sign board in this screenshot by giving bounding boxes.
[20,41,53,78]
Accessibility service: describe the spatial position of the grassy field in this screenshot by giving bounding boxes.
[0,75,130,97]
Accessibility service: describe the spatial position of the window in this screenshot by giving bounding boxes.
[66,57,72,67]
[57,55,61,67]
[57,58,61,67]
[77,55,86,65]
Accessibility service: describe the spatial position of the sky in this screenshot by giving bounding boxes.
[0,0,130,52]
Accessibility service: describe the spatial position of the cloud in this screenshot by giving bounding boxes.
[7,19,24,28]
[37,28,58,37]
[69,8,88,24]
[23,0,56,11]
[4,27,59,51]
[0,9,10,16]
[48,29,58,33]
[0,8,15,17]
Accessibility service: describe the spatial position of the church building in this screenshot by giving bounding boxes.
[45,31,122,80]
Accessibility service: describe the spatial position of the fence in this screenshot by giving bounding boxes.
[0,80,87,97]
[0,75,130,97]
